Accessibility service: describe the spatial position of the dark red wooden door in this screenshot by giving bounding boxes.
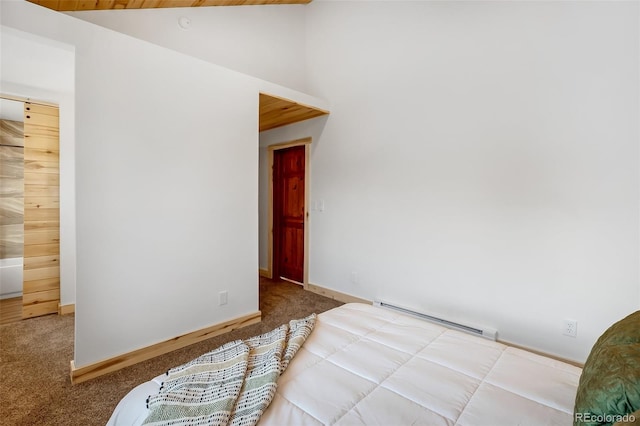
[273,146,305,283]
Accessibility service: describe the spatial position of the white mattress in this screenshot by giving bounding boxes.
[108,303,581,426]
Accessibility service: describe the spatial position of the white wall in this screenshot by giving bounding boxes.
[258,143,269,271]
[5,0,638,367]
[2,2,261,368]
[72,39,259,367]
[302,0,639,362]
[0,98,24,121]
[0,25,76,306]
[66,5,308,92]
[1,0,327,369]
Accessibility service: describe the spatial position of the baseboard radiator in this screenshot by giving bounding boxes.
[374,300,498,341]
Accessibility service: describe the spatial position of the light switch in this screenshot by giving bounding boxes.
[318,200,325,212]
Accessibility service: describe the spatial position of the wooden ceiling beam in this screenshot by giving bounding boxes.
[259,93,329,132]
[27,0,311,11]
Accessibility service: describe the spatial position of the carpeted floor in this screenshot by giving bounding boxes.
[0,278,342,426]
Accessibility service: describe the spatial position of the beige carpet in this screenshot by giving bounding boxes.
[0,278,342,426]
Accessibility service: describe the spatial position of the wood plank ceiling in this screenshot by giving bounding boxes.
[259,93,329,132]
[27,0,311,11]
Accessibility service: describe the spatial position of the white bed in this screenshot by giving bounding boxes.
[108,303,581,425]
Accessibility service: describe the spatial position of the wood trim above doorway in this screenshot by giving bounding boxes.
[267,137,312,151]
[267,137,311,285]
[1,93,58,108]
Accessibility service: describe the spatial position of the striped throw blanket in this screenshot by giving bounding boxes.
[143,314,316,426]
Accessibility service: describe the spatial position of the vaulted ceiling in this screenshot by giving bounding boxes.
[27,0,311,12]
[23,0,330,129]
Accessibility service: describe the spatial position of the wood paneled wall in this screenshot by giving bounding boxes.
[22,103,60,319]
[0,120,25,260]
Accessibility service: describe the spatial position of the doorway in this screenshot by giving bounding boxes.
[268,138,311,285]
[0,98,25,324]
[0,95,60,322]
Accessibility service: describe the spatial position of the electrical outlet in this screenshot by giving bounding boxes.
[219,291,228,306]
[562,319,577,337]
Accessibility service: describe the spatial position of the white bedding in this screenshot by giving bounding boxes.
[108,303,581,425]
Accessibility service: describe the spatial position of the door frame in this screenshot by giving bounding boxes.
[267,137,311,287]
[1,94,61,319]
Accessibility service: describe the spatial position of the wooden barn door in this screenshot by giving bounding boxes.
[273,145,305,283]
[22,102,60,319]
